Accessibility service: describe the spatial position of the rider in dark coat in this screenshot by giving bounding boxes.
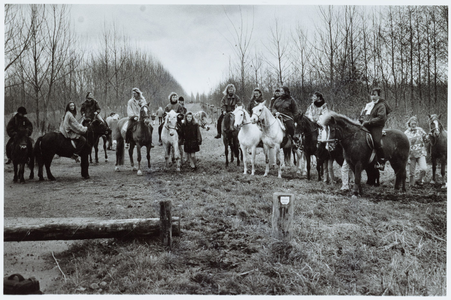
[359,87,392,171]
[248,88,265,117]
[214,83,242,139]
[158,92,186,145]
[271,85,298,145]
[81,92,101,123]
[6,107,33,164]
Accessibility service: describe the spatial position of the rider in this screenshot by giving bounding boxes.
[6,106,33,164]
[81,92,103,125]
[269,88,281,111]
[270,85,298,146]
[159,92,186,145]
[359,87,392,171]
[305,91,329,140]
[214,83,242,139]
[125,87,151,149]
[59,102,87,162]
[248,88,265,117]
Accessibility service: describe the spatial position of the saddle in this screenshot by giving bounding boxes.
[363,128,386,164]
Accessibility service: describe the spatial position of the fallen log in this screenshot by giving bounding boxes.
[4,217,180,242]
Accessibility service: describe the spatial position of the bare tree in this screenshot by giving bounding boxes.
[264,17,291,86]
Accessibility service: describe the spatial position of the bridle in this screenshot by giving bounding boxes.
[253,106,277,129]
[235,107,252,126]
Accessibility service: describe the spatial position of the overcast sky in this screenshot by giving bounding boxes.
[70,4,323,96]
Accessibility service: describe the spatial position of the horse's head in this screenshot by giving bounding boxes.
[196,111,210,131]
[223,112,235,133]
[164,110,179,136]
[428,114,443,138]
[140,105,151,126]
[89,119,110,136]
[233,106,246,128]
[14,128,29,151]
[250,102,266,124]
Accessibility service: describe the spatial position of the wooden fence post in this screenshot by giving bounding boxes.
[159,200,172,249]
[272,192,295,240]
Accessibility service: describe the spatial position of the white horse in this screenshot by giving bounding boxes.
[161,110,181,171]
[107,113,120,151]
[250,102,284,178]
[233,106,262,175]
[193,111,210,131]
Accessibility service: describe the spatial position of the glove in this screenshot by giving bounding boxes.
[275,112,280,118]
[94,112,98,115]
[134,116,138,121]
[362,121,370,127]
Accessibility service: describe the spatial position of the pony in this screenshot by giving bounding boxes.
[113,105,153,175]
[10,128,34,183]
[294,113,343,181]
[105,113,120,150]
[428,114,447,186]
[222,111,241,167]
[82,118,110,164]
[250,102,285,178]
[319,112,409,195]
[193,111,210,131]
[233,106,262,175]
[161,110,181,171]
[34,122,103,180]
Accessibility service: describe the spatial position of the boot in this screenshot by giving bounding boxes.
[409,175,415,187]
[418,170,426,186]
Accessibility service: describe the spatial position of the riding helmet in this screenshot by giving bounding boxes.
[17,107,27,115]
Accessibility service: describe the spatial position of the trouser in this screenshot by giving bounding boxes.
[368,126,385,162]
[72,136,87,155]
[216,113,224,135]
[125,117,136,144]
[409,156,427,184]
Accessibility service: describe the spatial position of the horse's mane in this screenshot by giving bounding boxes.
[319,111,361,128]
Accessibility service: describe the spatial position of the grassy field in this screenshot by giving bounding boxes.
[4,103,447,295]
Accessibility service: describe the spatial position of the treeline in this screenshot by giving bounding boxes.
[206,5,448,130]
[4,4,186,133]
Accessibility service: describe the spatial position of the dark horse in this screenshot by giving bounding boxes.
[34,122,103,180]
[82,118,111,164]
[10,128,34,183]
[428,114,447,186]
[294,113,344,181]
[222,112,242,167]
[320,112,409,195]
[113,105,153,175]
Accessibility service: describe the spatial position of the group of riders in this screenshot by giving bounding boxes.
[6,83,433,186]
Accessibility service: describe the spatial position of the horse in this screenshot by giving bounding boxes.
[428,114,447,186]
[161,110,181,171]
[233,106,262,175]
[193,111,210,131]
[222,111,241,167]
[250,102,285,178]
[113,105,153,175]
[34,122,104,180]
[10,128,34,183]
[82,118,110,164]
[105,113,120,150]
[319,112,409,195]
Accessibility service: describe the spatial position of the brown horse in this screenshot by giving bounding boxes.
[10,128,34,183]
[113,105,153,175]
[320,112,409,195]
[428,114,447,186]
[222,112,241,167]
[82,118,110,164]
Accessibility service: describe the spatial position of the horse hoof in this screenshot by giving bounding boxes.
[49,177,56,181]
[176,168,181,172]
[137,170,143,176]
[83,175,90,179]
[115,166,120,172]
[351,195,357,199]
[132,167,137,171]
[105,159,108,162]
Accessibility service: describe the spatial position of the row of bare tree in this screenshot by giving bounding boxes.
[5,4,186,133]
[207,5,448,129]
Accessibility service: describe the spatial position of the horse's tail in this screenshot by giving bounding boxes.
[283,146,292,166]
[116,136,124,165]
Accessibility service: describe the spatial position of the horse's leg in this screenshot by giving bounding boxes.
[242,145,248,174]
[19,162,26,183]
[136,144,143,176]
[353,162,363,196]
[440,157,446,184]
[94,138,99,164]
[13,162,18,182]
[129,144,136,171]
[263,145,270,177]
[146,144,151,170]
[316,157,322,181]
[306,154,311,180]
[103,136,108,162]
[80,148,90,179]
[276,145,282,178]
[164,144,171,169]
[431,156,437,184]
[44,156,56,181]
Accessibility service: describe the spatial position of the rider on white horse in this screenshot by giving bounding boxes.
[270,85,298,147]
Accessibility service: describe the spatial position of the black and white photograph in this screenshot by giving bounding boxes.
[3,2,448,296]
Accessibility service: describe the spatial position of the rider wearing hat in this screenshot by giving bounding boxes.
[6,107,33,164]
[359,87,392,171]
[81,92,102,125]
[125,87,152,149]
[214,83,242,139]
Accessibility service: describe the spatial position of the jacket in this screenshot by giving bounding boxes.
[359,99,392,128]
[80,99,101,120]
[7,114,33,138]
[59,111,87,139]
[271,95,298,119]
[127,97,147,118]
[221,94,242,113]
